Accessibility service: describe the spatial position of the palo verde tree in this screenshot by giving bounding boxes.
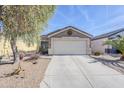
[0,6,55,73]
[104,37,124,60]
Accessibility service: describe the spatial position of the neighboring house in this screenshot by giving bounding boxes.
[41,26,93,55]
[92,28,124,54]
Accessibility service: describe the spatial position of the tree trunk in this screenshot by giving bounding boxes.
[10,38,19,63]
[9,38,23,75]
[120,52,124,60]
[120,55,124,61]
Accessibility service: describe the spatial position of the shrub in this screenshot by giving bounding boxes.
[94,52,101,56]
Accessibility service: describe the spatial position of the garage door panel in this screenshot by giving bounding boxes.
[53,40,86,54]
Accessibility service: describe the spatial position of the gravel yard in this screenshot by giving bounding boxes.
[0,57,51,88]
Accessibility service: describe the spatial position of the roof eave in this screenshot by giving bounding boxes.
[47,26,93,38]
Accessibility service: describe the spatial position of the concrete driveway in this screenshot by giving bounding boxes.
[40,55,124,88]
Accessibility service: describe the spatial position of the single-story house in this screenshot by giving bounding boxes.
[41,26,93,55]
[91,28,124,54]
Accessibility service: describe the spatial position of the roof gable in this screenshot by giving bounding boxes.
[47,26,93,38]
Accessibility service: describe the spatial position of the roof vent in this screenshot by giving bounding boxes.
[67,30,72,36]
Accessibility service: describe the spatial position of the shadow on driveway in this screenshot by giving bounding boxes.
[90,56,124,74]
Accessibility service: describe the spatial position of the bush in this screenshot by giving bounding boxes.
[94,52,101,56]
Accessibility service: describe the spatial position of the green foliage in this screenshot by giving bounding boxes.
[93,52,101,56]
[1,5,56,47]
[104,37,124,55]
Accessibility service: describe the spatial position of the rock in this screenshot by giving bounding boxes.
[20,76,24,79]
[32,61,37,64]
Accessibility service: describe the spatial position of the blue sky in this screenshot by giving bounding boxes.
[42,5,124,36]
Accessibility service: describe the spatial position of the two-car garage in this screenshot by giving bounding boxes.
[52,38,87,55]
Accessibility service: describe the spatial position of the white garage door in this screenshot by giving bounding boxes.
[53,39,86,54]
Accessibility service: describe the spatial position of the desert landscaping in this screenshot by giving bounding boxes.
[0,56,51,88]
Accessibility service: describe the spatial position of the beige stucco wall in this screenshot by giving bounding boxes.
[0,37,37,56]
[91,38,109,54]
